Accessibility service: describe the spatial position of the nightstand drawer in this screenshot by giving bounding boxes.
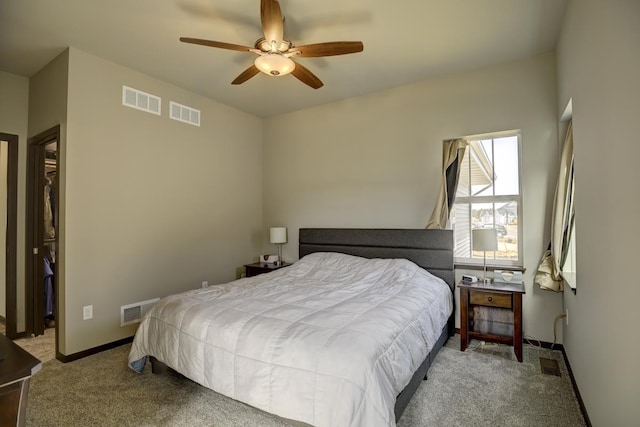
[470,291,512,308]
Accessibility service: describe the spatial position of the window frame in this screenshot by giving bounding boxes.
[452,130,524,268]
[558,114,576,291]
[561,221,577,290]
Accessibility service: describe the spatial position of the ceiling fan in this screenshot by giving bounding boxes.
[180,0,364,89]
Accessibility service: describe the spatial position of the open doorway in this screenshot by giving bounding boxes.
[25,126,59,362]
[0,132,18,339]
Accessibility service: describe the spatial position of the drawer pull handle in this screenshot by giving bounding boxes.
[488,297,493,302]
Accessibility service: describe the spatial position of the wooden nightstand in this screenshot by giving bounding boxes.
[459,280,525,362]
[0,334,42,426]
[244,262,292,278]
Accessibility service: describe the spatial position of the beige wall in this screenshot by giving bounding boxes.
[263,53,562,342]
[557,1,640,424]
[0,71,29,332]
[60,48,263,354]
[28,49,69,349]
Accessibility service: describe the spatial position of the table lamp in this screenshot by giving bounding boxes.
[270,227,287,265]
[472,228,498,283]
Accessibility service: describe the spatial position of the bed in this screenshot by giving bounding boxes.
[128,228,454,426]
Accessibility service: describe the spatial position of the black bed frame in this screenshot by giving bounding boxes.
[299,228,455,421]
[150,228,455,425]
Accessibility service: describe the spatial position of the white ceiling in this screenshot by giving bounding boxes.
[0,0,567,118]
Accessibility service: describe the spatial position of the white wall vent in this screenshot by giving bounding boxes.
[120,298,160,327]
[170,101,201,126]
[122,86,161,115]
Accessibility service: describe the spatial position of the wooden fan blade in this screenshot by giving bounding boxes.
[180,37,253,52]
[292,41,364,58]
[231,65,261,85]
[291,62,323,89]
[260,0,284,47]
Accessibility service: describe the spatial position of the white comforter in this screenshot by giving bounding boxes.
[128,252,452,427]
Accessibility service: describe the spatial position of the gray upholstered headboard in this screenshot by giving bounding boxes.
[299,228,454,291]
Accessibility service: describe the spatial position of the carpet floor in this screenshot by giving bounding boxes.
[0,322,57,363]
[25,336,585,426]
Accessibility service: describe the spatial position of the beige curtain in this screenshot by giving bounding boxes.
[536,122,574,292]
[426,138,468,229]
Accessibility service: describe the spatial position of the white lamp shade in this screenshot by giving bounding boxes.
[270,227,287,244]
[255,54,295,76]
[472,229,498,252]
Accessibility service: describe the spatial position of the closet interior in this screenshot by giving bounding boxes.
[43,142,56,329]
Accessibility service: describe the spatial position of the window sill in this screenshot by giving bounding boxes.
[455,263,525,273]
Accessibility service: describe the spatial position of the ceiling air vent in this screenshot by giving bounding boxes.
[122,85,161,115]
[120,298,160,327]
[170,101,200,126]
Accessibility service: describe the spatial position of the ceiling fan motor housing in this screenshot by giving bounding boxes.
[255,37,291,53]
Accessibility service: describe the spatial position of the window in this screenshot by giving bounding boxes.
[452,132,522,267]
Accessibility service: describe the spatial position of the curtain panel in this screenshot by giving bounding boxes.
[535,122,574,292]
[426,138,468,229]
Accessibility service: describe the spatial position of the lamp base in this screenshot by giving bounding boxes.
[481,253,491,284]
[277,244,283,266]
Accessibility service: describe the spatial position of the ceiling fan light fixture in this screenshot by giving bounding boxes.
[254,53,295,77]
[180,1,363,88]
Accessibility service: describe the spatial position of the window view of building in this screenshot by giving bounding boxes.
[453,133,522,266]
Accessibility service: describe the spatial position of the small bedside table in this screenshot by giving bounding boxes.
[244,262,292,278]
[0,334,42,426]
[459,280,525,362]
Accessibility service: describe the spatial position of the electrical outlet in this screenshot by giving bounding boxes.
[201,280,209,288]
[83,305,93,320]
[565,309,569,326]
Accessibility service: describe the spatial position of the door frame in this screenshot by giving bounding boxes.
[0,133,19,339]
[26,125,59,338]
